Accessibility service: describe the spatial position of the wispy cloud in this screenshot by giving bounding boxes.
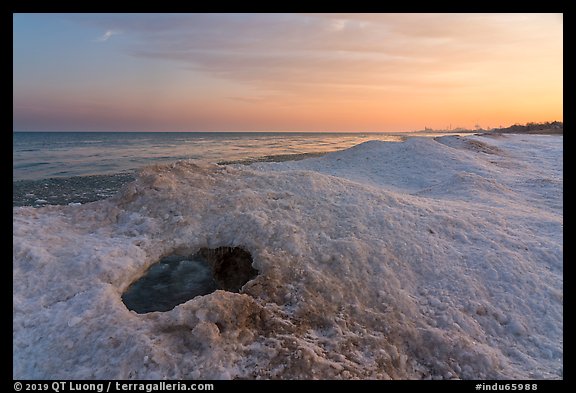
[99,13,558,96]
[94,29,121,42]
[13,13,563,131]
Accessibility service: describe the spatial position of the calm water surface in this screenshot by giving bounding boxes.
[13,132,409,181]
[13,131,470,206]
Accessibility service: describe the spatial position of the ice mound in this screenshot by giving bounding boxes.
[13,134,562,379]
[248,137,503,193]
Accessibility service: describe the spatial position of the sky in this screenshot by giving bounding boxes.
[13,13,563,132]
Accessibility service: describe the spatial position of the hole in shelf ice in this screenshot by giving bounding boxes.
[122,247,258,314]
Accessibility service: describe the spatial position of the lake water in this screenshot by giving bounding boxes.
[12,131,468,206]
[13,132,410,181]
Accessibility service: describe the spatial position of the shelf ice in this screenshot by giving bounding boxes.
[13,134,563,379]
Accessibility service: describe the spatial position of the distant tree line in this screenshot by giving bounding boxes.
[493,121,563,133]
[417,121,562,134]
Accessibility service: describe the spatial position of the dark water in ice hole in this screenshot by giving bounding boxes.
[122,247,257,314]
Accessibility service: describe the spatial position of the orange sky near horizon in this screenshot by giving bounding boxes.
[13,13,562,132]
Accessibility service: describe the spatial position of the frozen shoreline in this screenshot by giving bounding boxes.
[13,152,336,208]
[13,134,563,379]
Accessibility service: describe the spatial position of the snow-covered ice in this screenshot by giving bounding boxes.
[13,134,562,379]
